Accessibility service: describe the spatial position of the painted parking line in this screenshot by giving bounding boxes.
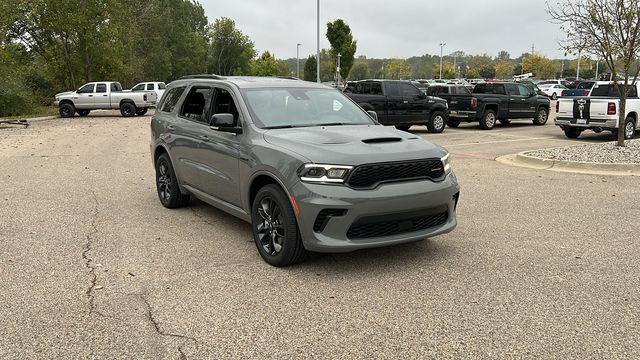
[445,136,572,148]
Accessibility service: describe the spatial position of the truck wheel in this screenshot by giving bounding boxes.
[136,108,148,116]
[156,153,190,208]
[251,184,307,267]
[564,128,582,139]
[479,110,497,130]
[447,118,461,128]
[59,103,75,118]
[427,111,447,133]
[533,108,549,125]
[77,110,90,117]
[624,117,636,139]
[120,102,137,117]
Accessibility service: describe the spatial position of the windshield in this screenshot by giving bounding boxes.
[590,84,638,97]
[242,88,376,129]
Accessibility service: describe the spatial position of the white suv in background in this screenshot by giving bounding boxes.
[130,82,166,105]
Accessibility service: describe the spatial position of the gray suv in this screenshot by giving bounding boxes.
[151,75,460,266]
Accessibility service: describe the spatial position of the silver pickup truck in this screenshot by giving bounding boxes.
[54,82,157,118]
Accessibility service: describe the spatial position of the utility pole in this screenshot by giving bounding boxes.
[439,42,446,79]
[316,0,320,83]
[296,43,302,79]
[595,60,599,80]
[531,43,535,56]
[561,61,565,79]
[336,53,342,85]
[453,53,457,78]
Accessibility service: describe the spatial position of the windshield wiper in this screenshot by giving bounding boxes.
[264,125,300,129]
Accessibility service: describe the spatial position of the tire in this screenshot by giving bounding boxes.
[624,117,636,139]
[426,111,447,133]
[479,109,497,130]
[155,153,190,209]
[533,107,549,126]
[395,125,411,132]
[447,118,461,128]
[564,128,582,139]
[499,118,511,125]
[59,103,75,118]
[136,108,148,116]
[77,110,90,117]
[551,93,558,100]
[120,102,137,117]
[251,184,307,267]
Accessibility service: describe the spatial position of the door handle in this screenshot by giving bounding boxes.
[88,95,93,97]
[103,94,108,97]
[403,101,409,104]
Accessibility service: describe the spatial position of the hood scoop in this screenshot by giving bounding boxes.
[362,137,403,144]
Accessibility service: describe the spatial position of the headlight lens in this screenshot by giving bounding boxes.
[299,164,353,184]
[441,153,451,173]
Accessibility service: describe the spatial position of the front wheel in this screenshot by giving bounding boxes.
[533,107,549,125]
[624,117,636,139]
[426,111,447,133]
[59,103,76,118]
[251,185,307,267]
[479,109,497,130]
[136,108,148,116]
[120,102,137,117]
[564,128,582,139]
[155,153,190,208]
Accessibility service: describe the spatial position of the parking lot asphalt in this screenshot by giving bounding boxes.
[1,108,639,359]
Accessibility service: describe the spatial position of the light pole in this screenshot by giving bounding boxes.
[439,42,446,79]
[336,53,342,85]
[296,43,302,78]
[316,0,320,83]
[595,60,599,80]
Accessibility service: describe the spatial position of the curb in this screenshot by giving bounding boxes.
[0,115,57,124]
[496,152,640,176]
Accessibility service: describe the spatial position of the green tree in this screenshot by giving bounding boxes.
[386,59,411,79]
[478,64,497,78]
[303,55,317,82]
[251,51,280,76]
[348,61,369,80]
[432,61,456,79]
[495,61,514,79]
[208,17,256,75]
[326,19,357,81]
[497,50,511,61]
[523,54,559,79]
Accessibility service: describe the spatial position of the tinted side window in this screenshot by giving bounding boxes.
[505,84,519,95]
[159,86,186,113]
[517,84,531,96]
[180,86,213,122]
[96,84,107,93]
[456,86,470,95]
[147,84,155,91]
[399,83,421,97]
[111,83,122,92]
[385,82,400,96]
[211,88,240,124]
[132,84,145,91]
[78,84,95,93]
[370,82,383,95]
[158,83,166,90]
[427,86,447,96]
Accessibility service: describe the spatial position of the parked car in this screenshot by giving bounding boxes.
[538,84,568,99]
[561,81,595,97]
[555,81,639,139]
[150,75,460,266]
[54,82,157,118]
[538,79,571,87]
[130,82,166,104]
[344,79,449,133]
[426,85,476,127]
[450,82,551,130]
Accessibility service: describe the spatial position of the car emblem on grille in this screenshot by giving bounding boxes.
[577,99,587,119]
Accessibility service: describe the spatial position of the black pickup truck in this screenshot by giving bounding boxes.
[344,80,449,133]
[429,82,551,130]
[427,85,475,128]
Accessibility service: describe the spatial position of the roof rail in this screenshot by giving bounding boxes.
[276,76,301,80]
[179,74,225,80]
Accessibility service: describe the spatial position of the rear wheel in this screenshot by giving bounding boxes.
[426,111,447,133]
[564,128,582,139]
[59,103,75,118]
[395,125,411,132]
[533,107,549,125]
[77,110,90,117]
[624,117,636,139]
[251,184,307,267]
[447,118,461,128]
[136,108,148,116]
[155,153,190,208]
[120,102,137,117]
[479,109,497,130]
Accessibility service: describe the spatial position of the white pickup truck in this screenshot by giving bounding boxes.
[130,82,166,104]
[555,81,639,139]
[54,82,157,118]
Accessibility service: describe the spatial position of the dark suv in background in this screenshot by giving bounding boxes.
[344,80,449,133]
[151,75,460,266]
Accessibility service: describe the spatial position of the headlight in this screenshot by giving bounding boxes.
[299,164,353,184]
[441,153,451,173]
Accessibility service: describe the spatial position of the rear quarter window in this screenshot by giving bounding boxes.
[159,86,187,113]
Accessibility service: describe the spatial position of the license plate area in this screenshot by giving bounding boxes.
[577,118,587,124]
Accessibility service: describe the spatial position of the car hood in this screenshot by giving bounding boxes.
[263,125,447,165]
[55,91,75,97]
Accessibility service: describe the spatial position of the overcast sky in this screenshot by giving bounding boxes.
[200,0,567,60]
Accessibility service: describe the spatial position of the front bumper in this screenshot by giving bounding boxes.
[291,173,460,253]
[555,117,619,129]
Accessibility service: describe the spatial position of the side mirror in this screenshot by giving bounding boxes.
[367,110,378,121]
[210,113,242,134]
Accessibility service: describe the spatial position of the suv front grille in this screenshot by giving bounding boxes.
[347,209,448,239]
[346,159,445,189]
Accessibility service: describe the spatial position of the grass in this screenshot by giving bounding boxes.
[0,106,58,120]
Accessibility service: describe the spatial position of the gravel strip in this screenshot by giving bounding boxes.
[524,139,640,164]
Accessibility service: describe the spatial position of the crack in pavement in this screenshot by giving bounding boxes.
[136,294,199,359]
[82,190,102,316]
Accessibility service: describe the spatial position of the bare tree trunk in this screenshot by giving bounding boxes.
[618,95,626,146]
